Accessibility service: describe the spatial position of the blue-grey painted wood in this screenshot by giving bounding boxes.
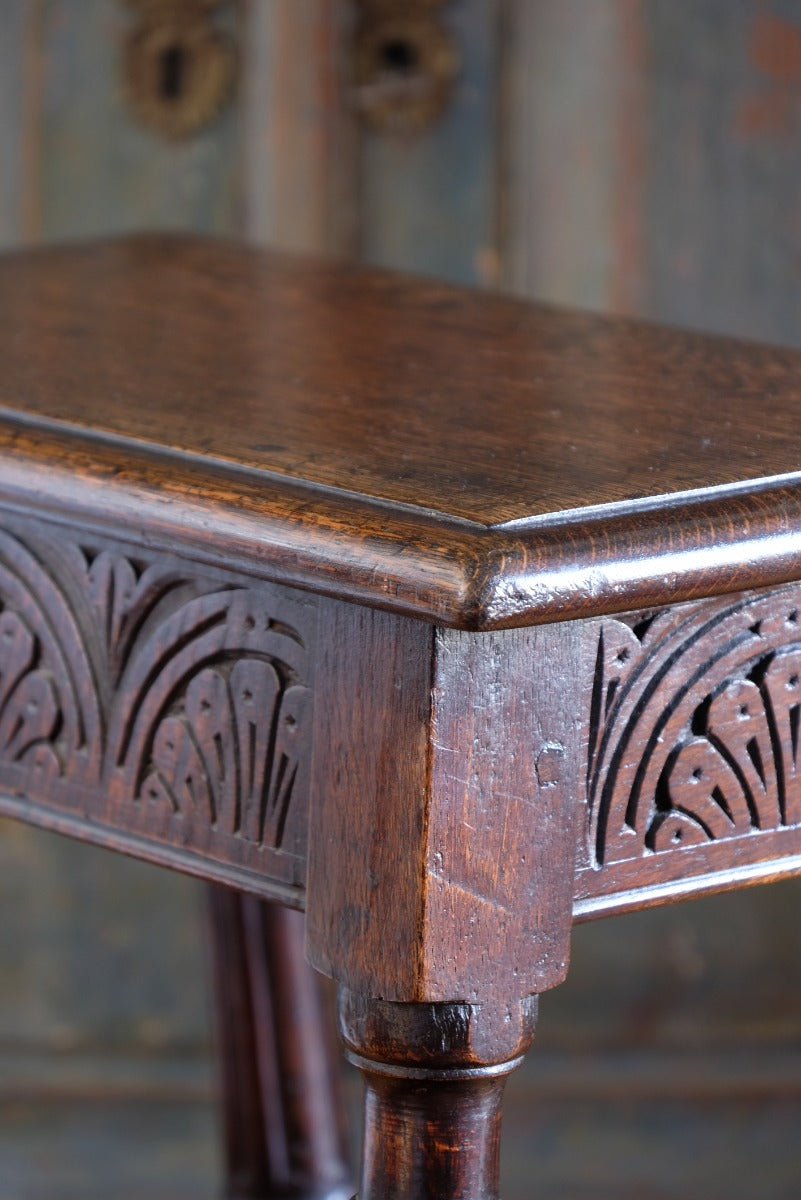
[643,0,801,345]
[504,0,801,345]
[502,0,633,310]
[0,817,212,1053]
[359,0,498,285]
[242,0,358,252]
[37,0,242,240]
[0,2,30,248]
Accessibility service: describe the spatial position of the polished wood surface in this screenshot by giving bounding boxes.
[4,6,801,1191]
[2,235,801,627]
[4,236,801,1197]
[306,602,582,1006]
[338,989,538,1200]
[5,234,801,525]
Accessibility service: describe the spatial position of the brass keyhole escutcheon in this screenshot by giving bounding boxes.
[123,0,236,140]
[353,2,459,134]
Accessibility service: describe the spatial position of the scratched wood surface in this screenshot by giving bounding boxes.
[9,236,801,535]
[3,3,801,1198]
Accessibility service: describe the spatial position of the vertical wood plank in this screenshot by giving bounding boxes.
[502,0,801,343]
[501,0,644,310]
[642,0,801,345]
[38,0,243,239]
[0,2,33,247]
[242,0,359,252]
[306,599,434,1000]
[358,0,498,285]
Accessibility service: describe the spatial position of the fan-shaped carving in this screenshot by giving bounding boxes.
[0,519,312,870]
[588,589,801,867]
[109,588,309,851]
[0,529,101,784]
[140,662,307,848]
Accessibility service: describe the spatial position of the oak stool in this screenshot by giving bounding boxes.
[1,235,800,1198]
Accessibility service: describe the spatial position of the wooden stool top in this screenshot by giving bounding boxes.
[2,234,799,628]
[1,233,801,1034]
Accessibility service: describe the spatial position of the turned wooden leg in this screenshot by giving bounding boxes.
[338,987,538,1200]
[208,886,354,1200]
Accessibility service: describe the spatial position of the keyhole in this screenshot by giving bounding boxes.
[380,38,418,74]
[160,44,185,100]
[124,13,235,138]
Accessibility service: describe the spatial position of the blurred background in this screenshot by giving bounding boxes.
[2,2,801,1197]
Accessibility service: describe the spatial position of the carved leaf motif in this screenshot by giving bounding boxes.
[260,682,308,849]
[0,521,311,865]
[761,650,801,825]
[0,610,36,709]
[0,670,59,762]
[86,550,189,686]
[0,609,60,773]
[137,662,306,849]
[113,589,309,851]
[653,738,752,849]
[87,552,139,673]
[233,659,279,839]
[139,659,308,849]
[0,532,102,783]
[587,590,801,866]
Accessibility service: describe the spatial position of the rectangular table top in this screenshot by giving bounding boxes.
[0,235,799,628]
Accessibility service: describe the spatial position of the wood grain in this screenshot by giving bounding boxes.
[338,989,538,1200]
[2,236,801,627]
[0,509,316,904]
[423,621,582,1002]
[9,234,801,527]
[305,598,434,999]
[306,607,581,1006]
[9,499,801,943]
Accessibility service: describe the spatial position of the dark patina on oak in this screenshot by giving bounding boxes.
[1,236,801,1198]
[2,235,801,627]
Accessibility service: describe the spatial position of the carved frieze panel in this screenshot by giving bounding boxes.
[585,585,801,881]
[0,517,315,897]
